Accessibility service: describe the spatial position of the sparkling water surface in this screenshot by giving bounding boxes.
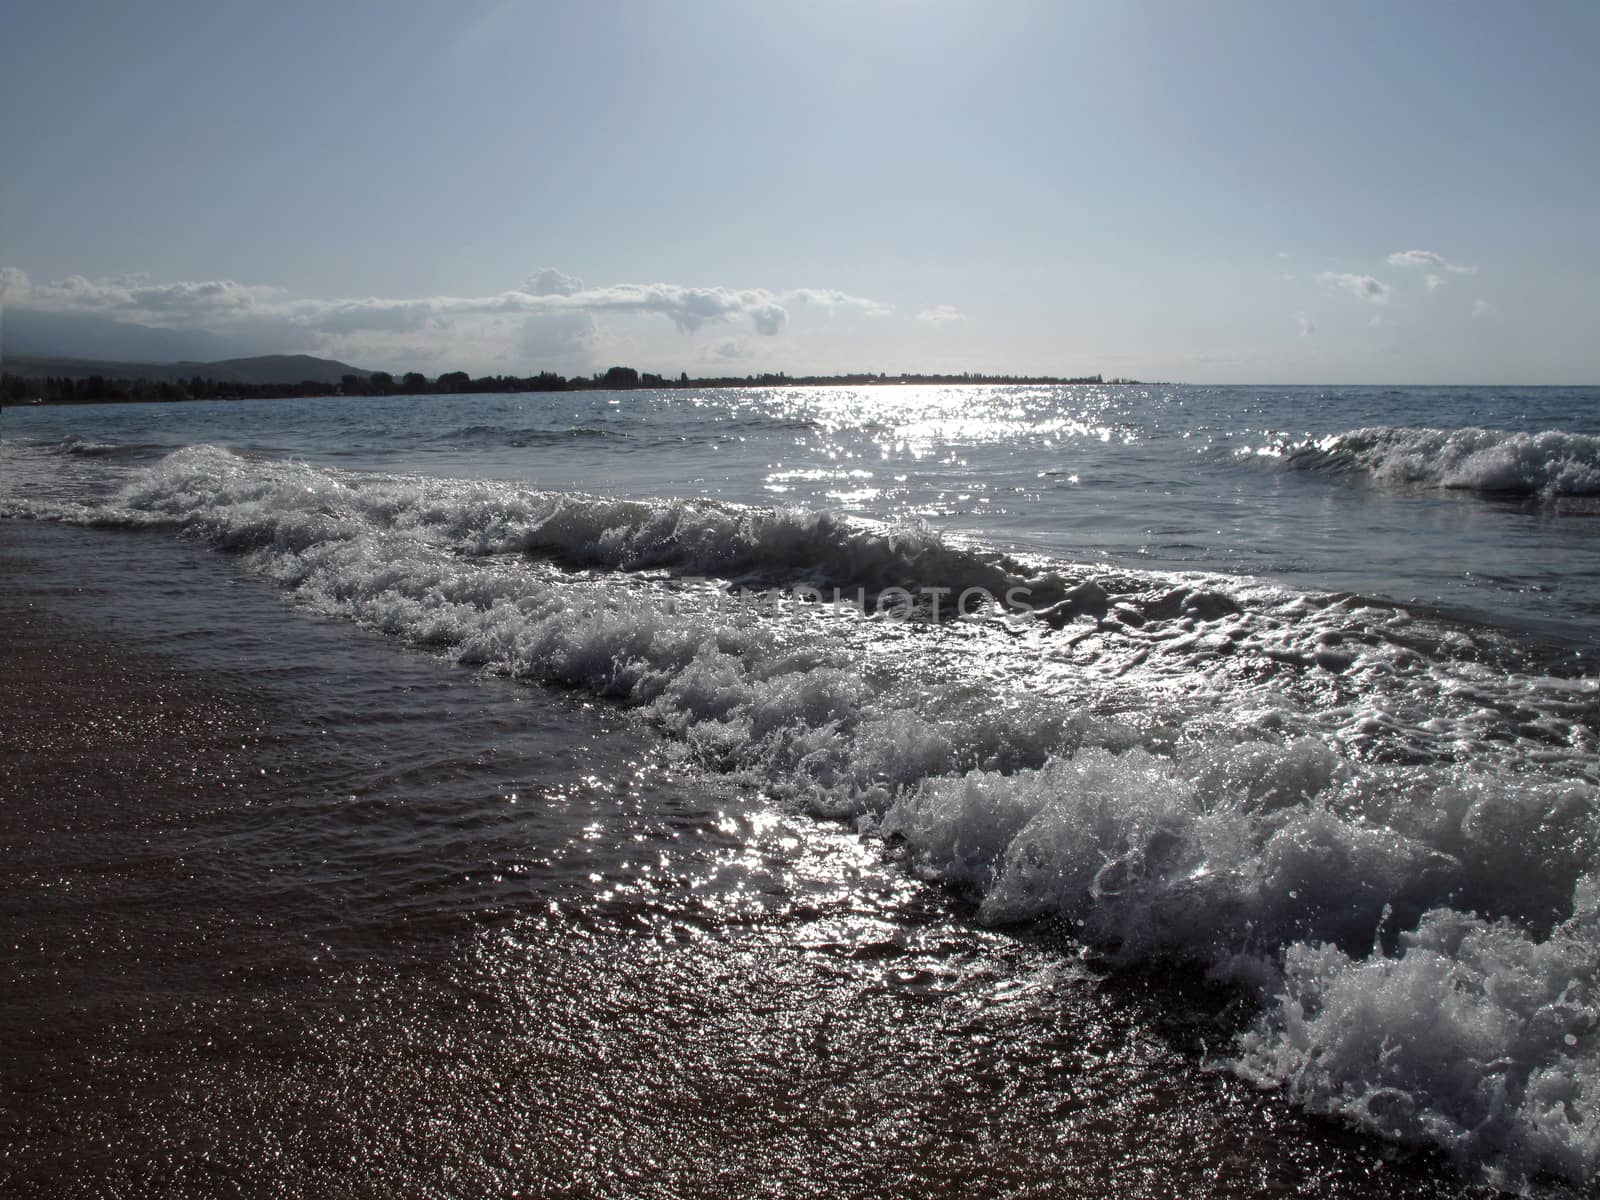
[2,384,1598,1195]
[7,383,1598,639]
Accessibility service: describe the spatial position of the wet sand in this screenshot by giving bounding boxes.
[0,519,1493,1198]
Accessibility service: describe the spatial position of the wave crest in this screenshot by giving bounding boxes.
[1282,426,1600,497]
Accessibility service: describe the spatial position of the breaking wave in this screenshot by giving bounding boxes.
[5,441,1599,1190]
[1279,426,1600,498]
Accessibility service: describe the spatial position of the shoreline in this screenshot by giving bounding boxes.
[0,517,1488,1197]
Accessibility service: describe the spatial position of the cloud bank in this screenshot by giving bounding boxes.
[0,266,892,368]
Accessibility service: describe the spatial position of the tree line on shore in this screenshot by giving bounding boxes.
[2,365,1120,406]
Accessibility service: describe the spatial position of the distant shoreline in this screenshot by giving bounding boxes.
[2,365,1135,407]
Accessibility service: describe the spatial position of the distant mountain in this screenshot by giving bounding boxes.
[1,308,254,362]
[2,353,369,387]
[202,355,371,385]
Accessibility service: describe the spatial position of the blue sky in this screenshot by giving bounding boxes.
[2,0,1596,382]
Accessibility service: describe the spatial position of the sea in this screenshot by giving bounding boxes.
[1,383,1597,1197]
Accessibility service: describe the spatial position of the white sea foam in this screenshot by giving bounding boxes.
[883,754,1600,1187]
[1283,426,1600,497]
[5,441,1599,1188]
[1237,898,1600,1188]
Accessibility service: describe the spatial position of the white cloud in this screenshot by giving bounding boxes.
[0,266,33,301]
[7,270,283,318]
[1295,311,1315,337]
[523,267,583,297]
[750,303,787,335]
[1317,272,1391,305]
[1387,249,1477,276]
[1472,298,1494,318]
[787,288,893,317]
[0,266,892,365]
[497,281,885,335]
[916,305,965,324]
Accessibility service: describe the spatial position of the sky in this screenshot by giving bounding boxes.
[1,0,1596,383]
